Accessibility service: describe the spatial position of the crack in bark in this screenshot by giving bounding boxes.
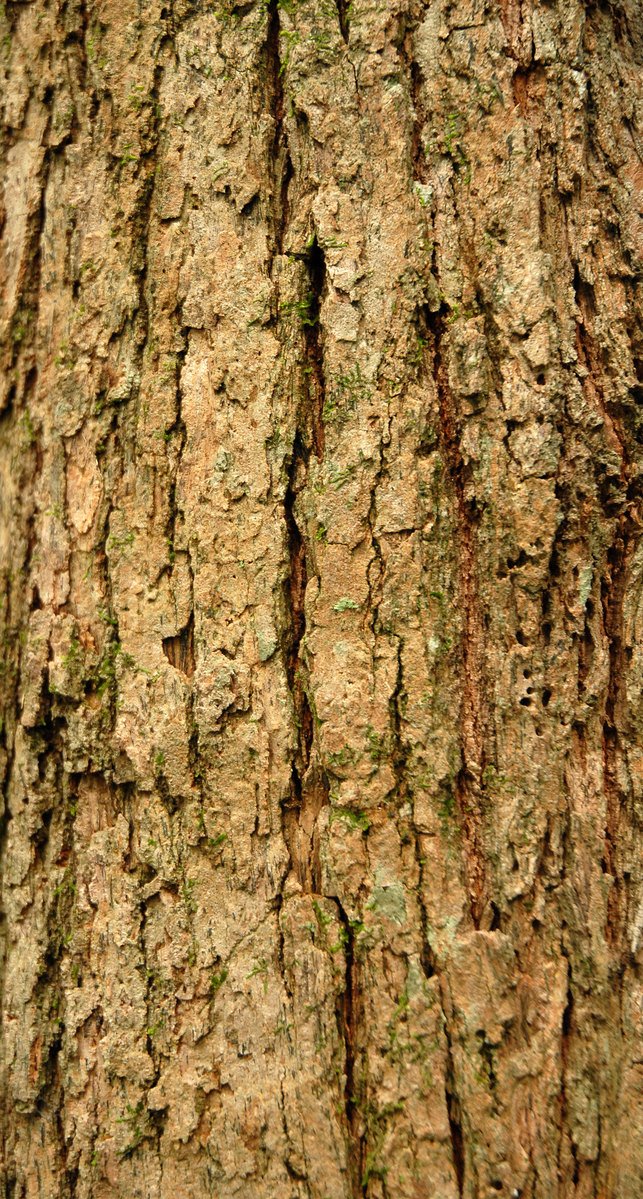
[421,305,488,928]
[334,897,364,1199]
[334,0,350,45]
[575,277,642,948]
[266,8,329,893]
[438,977,465,1199]
[409,57,428,184]
[557,946,580,1193]
[301,236,327,460]
[162,326,188,585]
[397,8,429,186]
[413,832,436,981]
[282,432,322,891]
[282,398,329,890]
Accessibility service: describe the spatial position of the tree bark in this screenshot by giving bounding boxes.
[1,1,642,1196]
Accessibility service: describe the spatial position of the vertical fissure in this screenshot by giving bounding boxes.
[440,985,465,1198]
[421,305,488,927]
[414,832,436,980]
[302,236,327,460]
[409,58,428,183]
[283,433,315,887]
[575,277,641,946]
[271,106,329,889]
[281,240,330,888]
[334,898,364,1198]
[335,0,350,44]
[557,950,580,1190]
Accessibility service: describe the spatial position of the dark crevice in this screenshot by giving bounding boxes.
[389,636,408,803]
[334,898,364,1198]
[161,333,188,585]
[335,0,350,44]
[283,434,311,768]
[397,15,428,184]
[420,304,488,927]
[447,1103,465,1197]
[280,239,328,891]
[558,954,580,1188]
[574,269,641,948]
[414,832,436,979]
[442,1015,465,1198]
[409,59,428,183]
[303,236,327,460]
[282,429,329,893]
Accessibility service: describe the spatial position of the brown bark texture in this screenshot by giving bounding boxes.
[1,1,642,1196]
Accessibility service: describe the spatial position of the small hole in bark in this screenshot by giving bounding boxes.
[535,725,543,736]
[520,697,532,706]
[516,629,527,645]
[536,373,546,386]
[542,620,552,644]
[523,668,531,678]
[507,549,528,569]
[542,688,552,707]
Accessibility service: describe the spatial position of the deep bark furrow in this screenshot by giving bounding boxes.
[282,436,318,890]
[441,1000,466,1199]
[575,289,641,948]
[334,897,364,1199]
[424,306,489,927]
[270,14,330,895]
[334,0,350,45]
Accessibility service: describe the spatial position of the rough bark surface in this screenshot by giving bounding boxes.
[1,1,642,1197]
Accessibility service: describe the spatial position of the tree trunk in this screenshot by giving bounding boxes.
[1,1,641,1196]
